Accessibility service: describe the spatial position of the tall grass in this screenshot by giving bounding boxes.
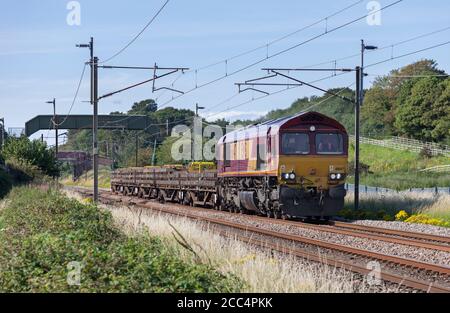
[342,190,450,224]
[419,196,450,222]
[61,166,111,189]
[347,172,450,190]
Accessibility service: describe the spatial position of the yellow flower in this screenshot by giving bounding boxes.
[395,210,409,221]
[82,197,94,204]
[405,214,449,227]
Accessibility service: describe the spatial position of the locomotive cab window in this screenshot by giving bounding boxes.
[281,133,310,155]
[316,133,344,154]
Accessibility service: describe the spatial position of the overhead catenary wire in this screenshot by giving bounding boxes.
[157,0,404,109]
[205,72,352,121]
[100,0,170,64]
[52,63,88,127]
[195,0,365,72]
[203,37,450,121]
[365,40,450,68]
[366,73,450,78]
[156,0,365,101]
[300,25,450,70]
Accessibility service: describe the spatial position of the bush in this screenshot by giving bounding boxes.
[405,214,449,227]
[0,187,242,292]
[2,136,59,177]
[5,157,47,183]
[419,147,433,159]
[0,168,12,198]
[395,210,409,221]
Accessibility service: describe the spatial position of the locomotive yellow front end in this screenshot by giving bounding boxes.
[277,117,348,219]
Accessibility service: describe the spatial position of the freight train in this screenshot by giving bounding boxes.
[111,111,348,220]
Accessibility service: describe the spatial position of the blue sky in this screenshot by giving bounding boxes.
[0,0,449,144]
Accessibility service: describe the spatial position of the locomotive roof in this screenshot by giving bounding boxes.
[220,111,346,143]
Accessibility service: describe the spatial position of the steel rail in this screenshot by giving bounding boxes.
[246,216,450,253]
[333,221,450,244]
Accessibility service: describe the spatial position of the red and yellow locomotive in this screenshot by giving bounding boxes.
[216,111,348,219]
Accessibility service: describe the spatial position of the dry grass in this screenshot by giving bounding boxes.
[419,195,450,221]
[64,190,392,293]
[345,190,448,213]
[344,190,450,224]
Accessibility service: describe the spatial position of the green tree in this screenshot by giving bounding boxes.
[2,136,59,177]
[361,86,395,137]
[394,77,447,142]
[431,79,450,144]
[129,99,158,114]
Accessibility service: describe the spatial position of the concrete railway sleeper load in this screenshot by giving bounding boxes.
[111,111,348,220]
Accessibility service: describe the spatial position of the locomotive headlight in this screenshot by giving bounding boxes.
[282,172,296,180]
[329,173,344,180]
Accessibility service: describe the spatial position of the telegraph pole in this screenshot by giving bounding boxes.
[77,37,99,202]
[0,118,5,149]
[78,37,187,201]
[195,103,205,117]
[46,98,58,158]
[361,40,378,106]
[135,133,139,167]
[0,118,4,149]
[354,66,361,211]
[93,56,99,202]
[151,138,157,166]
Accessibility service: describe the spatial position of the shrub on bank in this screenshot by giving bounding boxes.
[0,168,12,198]
[0,187,242,292]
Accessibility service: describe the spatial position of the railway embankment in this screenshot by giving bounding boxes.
[0,186,241,292]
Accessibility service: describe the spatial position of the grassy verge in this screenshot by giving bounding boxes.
[346,172,450,191]
[0,168,12,198]
[0,187,242,292]
[61,166,111,189]
[348,143,450,190]
[340,191,450,227]
[64,191,376,293]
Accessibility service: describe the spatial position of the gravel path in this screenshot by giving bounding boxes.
[352,220,450,237]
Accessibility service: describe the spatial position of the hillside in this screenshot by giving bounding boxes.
[348,143,450,190]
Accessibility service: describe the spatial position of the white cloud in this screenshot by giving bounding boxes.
[204,110,267,122]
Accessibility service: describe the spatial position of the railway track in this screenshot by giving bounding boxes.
[68,186,450,293]
[332,221,450,244]
[248,216,450,253]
